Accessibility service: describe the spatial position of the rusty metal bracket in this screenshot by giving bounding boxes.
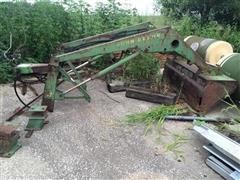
[0,125,21,158]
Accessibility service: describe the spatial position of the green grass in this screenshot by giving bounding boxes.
[165,133,188,160]
[125,104,189,160]
[126,105,187,133]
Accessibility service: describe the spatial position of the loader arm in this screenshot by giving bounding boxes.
[42,26,218,111]
[61,22,156,52]
[57,27,207,70]
[16,24,236,113]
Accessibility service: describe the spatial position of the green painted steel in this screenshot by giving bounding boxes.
[44,26,222,111]
[0,137,21,158]
[29,105,47,112]
[62,22,156,50]
[184,36,217,57]
[0,126,21,158]
[17,23,234,112]
[26,118,45,130]
[57,27,207,70]
[67,61,87,90]
[219,53,240,97]
[41,59,59,112]
[16,64,33,74]
[206,74,236,81]
[26,105,47,131]
[93,52,140,79]
[57,66,91,102]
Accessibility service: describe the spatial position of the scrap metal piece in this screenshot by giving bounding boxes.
[107,80,126,93]
[106,74,152,93]
[25,130,34,138]
[6,93,43,122]
[16,63,49,75]
[231,171,240,180]
[165,116,230,122]
[206,156,238,180]
[204,144,240,172]
[0,125,21,158]
[164,60,237,112]
[125,86,176,105]
[194,124,240,164]
[25,105,47,132]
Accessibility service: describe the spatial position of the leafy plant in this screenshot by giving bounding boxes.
[165,133,188,160]
[123,53,160,81]
[0,0,137,84]
[155,0,240,26]
[216,89,240,139]
[126,105,187,133]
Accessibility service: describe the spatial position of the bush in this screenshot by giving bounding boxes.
[0,0,136,83]
[174,16,240,52]
[0,61,14,83]
[123,54,160,81]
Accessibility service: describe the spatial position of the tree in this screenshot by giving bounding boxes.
[155,0,240,25]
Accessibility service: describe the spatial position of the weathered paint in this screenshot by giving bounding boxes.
[219,53,240,98]
[93,52,140,79]
[56,27,207,70]
[62,22,156,52]
[16,64,33,74]
[41,59,59,112]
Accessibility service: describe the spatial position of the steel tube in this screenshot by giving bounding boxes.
[63,78,91,94]
[165,115,229,122]
[67,55,103,74]
[63,52,140,95]
[93,52,140,79]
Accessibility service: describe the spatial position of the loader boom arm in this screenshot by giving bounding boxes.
[41,26,213,111]
[56,27,207,70]
[61,22,156,52]
[14,23,237,114]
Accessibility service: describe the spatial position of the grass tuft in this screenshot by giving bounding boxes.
[126,105,187,133]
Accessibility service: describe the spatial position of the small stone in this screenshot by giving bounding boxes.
[177,158,182,162]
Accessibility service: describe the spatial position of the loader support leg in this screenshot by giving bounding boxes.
[42,59,59,112]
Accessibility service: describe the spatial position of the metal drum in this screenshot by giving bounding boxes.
[184,36,233,65]
[218,53,240,98]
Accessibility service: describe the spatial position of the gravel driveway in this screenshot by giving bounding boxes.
[0,80,220,179]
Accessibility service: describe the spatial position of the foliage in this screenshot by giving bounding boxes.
[174,16,240,52]
[212,89,240,140]
[0,0,136,83]
[139,16,167,28]
[123,54,160,81]
[155,0,240,25]
[126,105,187,133]
[154,0,240,52]
[0,61,14,83]
[94,0,133,32]
[165,133,187,160]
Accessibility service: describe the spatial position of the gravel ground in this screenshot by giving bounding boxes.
[0,80,221,179]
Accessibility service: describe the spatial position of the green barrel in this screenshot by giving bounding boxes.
[184,36,233,65]
[218,53,240,98]
[184,36,216,56]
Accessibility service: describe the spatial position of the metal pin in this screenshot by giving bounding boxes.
[63,78,91,94]
[67,61,89,74]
